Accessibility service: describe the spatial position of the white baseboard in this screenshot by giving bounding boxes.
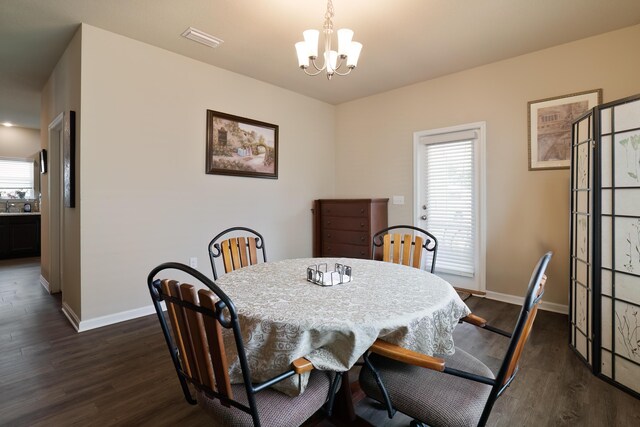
[39,275,50,293]
[61,302,166,333]
[484,291,568,315]
[61,302,81,332]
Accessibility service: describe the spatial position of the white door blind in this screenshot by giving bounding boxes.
[422,138,475,277]
[0,159,34,190]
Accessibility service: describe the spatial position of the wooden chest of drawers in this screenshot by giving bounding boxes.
[312,199,388,259]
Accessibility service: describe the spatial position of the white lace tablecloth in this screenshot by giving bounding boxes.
[215,257,471,396]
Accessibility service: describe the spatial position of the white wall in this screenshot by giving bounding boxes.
[334,24,640,307]
[78,25,335,322]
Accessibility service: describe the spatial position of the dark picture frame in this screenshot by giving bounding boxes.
[63,110,76,207]
[39,149,47,174]
[528,89,602,170]
[206,110,278,179]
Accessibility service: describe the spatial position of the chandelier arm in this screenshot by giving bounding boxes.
[302,67,325,77]
[309,57,327,72]
[328,56,352,76]
[332,67,354,77]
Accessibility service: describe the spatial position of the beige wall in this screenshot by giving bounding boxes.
[0,126,40,158]
[0,126,41,201]
[41,27,82,317]
[78,25,335,320]
[44,22,640,325]
[335,24,640,307]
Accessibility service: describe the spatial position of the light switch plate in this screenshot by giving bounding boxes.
[189,257,198,268]
[392,195,405,205]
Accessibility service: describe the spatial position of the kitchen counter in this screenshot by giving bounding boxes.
[0,212,41,216]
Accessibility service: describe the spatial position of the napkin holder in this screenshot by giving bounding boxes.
[306,263,352,287]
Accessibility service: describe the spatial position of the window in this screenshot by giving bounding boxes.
[414,123,486,292]
[0,158,35,199]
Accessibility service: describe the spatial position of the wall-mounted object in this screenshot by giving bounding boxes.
[63,111,75,208]
[206,110,278,179]
[570,93,640,399]
[39,149,47,174]
[528,89,602,170]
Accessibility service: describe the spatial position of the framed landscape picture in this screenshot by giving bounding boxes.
[528,89,602,170]
[206,110,278,179]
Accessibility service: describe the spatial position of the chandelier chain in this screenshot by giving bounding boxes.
[323,0,334,32]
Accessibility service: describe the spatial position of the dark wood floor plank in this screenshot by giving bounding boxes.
[0,258,638,426]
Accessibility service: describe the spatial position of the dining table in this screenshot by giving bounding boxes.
[214,257,471,400]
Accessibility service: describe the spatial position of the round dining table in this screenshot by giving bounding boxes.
[214,257,471,396]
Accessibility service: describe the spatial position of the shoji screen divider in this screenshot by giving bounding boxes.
[570,94,640,399]
[570,108,595,367]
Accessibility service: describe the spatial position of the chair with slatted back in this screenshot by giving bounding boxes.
[147,262,334,427]
[372,225,438,273]
[208,227,267,280]
[359,252,552,427]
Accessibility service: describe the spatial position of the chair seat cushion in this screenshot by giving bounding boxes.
[359,348,495,427]
[197,370,333,427]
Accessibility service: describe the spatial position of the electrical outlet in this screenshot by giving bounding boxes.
[189,257,198,268]
[392,195,405,205]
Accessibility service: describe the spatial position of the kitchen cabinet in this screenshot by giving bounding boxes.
[0,214,41,259]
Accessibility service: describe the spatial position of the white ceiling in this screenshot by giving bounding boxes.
[1,0,640,129]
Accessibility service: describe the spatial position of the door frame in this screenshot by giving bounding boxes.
[413,121,487,293]
[47,112,64,294]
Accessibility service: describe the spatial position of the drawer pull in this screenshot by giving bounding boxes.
[360,223,365,227]
[360,209,365,214]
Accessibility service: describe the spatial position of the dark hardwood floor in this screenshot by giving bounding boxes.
[1,258,638,426]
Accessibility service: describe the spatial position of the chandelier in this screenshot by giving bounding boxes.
[294,0,363,80]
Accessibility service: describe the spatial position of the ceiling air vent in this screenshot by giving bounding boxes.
[181,27,224,48]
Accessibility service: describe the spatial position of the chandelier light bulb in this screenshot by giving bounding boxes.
[346,42,362,68]
[337,29,353,57]
[295,42,310,67]
[303,30,320,58]
[325,50,338,74]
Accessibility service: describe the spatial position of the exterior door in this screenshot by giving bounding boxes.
[414,122,486,293]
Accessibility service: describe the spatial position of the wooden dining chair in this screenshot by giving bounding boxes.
[359,252,552,427]
[147,262,334,427]
[372,225,438,273]
[208,226,267,279]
